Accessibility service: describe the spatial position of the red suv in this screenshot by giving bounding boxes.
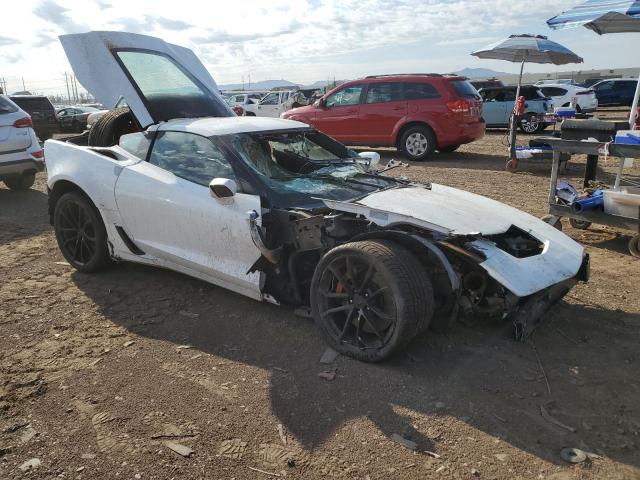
[282,74,485,161]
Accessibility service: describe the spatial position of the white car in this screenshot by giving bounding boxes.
[538,84,598,113]
[0,95,45,190]
[226,92,265,107]
[535,79,577,86]
[243,90,307,117]
[45,31,589,362]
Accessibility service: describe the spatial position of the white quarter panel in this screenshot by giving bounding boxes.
[45,140,140,212]
[114,161,263,298]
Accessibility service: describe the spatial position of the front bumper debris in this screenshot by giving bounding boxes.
[509,253,589,341]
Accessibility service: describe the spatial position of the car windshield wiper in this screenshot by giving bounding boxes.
[305,172,383,189]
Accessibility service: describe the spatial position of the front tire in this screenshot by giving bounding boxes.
[400,125,436,161]
[310,240,434,362]
[3,172,36,190]
[54,192,111,272]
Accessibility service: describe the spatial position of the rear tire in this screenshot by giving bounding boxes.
[400,125,436,161]
[3,172,36,190]
[629,235,640,258]
[541,214,563,231]
[438,145,460,153]
[519,114,542,134]
[569,218,591,230]
[54,192,111,272]
[310,240,434,362]
[88,108,136,147]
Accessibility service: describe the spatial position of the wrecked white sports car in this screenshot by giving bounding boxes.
[45,32,589,362]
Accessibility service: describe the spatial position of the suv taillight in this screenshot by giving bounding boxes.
[446,100,471,113]
[13,116,33,128]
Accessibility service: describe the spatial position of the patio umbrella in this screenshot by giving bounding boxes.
[471,35,584,164]
[547,0,640,128]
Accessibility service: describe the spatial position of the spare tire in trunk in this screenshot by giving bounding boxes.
[88,108,137,147]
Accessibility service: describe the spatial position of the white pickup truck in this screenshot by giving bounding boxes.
[243,90,308,118]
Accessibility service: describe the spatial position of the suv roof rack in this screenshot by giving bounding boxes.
[364,73,458,79]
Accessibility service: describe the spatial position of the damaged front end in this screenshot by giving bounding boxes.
[248,189,589,341]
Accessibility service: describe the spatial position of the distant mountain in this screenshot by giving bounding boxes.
[218,79,298,91]
[453,68,509,78]
[301,80,348,89]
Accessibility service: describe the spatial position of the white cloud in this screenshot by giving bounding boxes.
[0,0,634,96]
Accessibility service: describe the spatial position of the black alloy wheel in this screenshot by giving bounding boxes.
[54,192,111,272]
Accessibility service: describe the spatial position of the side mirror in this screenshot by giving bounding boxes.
[358,151,382,171]
[209,178,237,200]
[318,98,327,108]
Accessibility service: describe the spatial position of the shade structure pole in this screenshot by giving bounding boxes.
[629,71,640,129]
[509,57,526,161]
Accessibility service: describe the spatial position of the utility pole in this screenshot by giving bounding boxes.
[73,76,79,103]
[22,77,26,91]
[248,73,251,90]
[64,72,71,103]
[241,75,244,91]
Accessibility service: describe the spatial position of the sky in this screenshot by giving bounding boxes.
[0,0,638,96]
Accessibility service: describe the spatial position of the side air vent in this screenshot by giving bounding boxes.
[115,226,145,255]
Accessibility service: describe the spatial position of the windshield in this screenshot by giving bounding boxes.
[224,130,400,203]
[451,80,480,100]
[0,96,18,114]
[115,49,230,121]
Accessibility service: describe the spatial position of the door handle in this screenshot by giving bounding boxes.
[345,110,356,114]
[392,106,404,111]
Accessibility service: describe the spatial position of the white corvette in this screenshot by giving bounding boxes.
[45,31,589,362]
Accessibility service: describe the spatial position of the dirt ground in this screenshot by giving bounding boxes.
[1,111,639,480]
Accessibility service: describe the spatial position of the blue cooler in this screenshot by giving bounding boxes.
[614,130,640,145]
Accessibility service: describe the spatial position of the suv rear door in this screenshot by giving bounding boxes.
[314,84,365,143]
[357,82,406,144]
[60,31,233,127]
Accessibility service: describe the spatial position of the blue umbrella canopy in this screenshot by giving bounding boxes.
[471,34,584,65]
[547,0,640,34]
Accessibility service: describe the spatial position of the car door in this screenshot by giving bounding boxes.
[621,81,638,105]
[313,84,365,142]
[594,81,614,105]
[357,82,406,144]
[255,92,280,117]
[114,130,263,299]
[59,31,233,127]
[481,90,508,126]
[56,108,70,128]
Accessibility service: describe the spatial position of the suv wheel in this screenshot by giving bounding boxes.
[3,173,36,190]
[310,239,434,362]
[400,125,435,161]
[519,114,542,134]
